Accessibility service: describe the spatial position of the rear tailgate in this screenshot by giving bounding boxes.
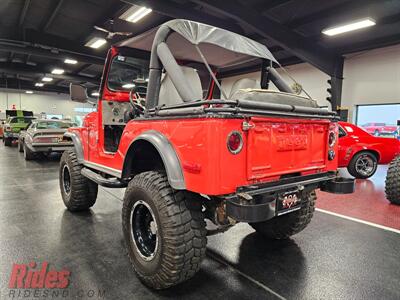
[246,118,328,180]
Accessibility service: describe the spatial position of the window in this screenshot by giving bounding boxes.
[356,104,400,138]
[107,55,149,92]
[339,126,347,138]
[74,107,96,113]
[10,117,35,124]
[36,121,74,129]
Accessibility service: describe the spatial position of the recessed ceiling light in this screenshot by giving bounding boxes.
[64,58,78,64]
[25,91,33,94]
[122,83,135,89]
[120,5,152,23]
[91,92,100,97]
[85,37,107,49]
[51,68,65,75]
[42,77,53,82]
[35,83,44,87]
[322,18,376,36]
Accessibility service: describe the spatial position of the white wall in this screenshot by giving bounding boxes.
[0,90,94,120]
[342,44,400,120]
[221,44,400,121]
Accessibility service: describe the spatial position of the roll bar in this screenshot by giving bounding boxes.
[146,25,198,110]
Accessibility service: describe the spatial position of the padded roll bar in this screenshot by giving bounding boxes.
[157,42,197,102]
[146,24,199,110]
[146,25,170,110]
[267,66,293,94]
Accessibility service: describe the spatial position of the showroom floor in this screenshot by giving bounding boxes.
[1,143,399,300]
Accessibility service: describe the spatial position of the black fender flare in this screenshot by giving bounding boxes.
[64,132,84,164]
[122,130,186,190]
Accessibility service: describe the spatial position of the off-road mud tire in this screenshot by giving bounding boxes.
[59,150,98,211]
[385,155,400,205]
[122,171,207,289]
[250,190,316,239]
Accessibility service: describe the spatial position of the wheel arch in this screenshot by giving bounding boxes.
[122,130,186,190]
[64,131,84,163]
[352,148,381,163]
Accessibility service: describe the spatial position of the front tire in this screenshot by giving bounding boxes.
[250,190,316,239]
[59,150,98,211]
[385,156,400,205]
[122,171,207,289]
[347,151,378,179]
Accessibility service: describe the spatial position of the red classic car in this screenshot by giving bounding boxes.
[338,122,400,178]
[361,122,398,136]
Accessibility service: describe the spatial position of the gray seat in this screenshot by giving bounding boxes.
[229,78,260,98]
[159,66,203,107]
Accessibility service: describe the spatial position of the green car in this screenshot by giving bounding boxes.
[3,110,36,146]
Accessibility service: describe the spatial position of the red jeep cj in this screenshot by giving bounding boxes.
[59,19,354,289]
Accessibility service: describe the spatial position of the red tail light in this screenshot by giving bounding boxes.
[328,131,336,147]
[227,131,243,154]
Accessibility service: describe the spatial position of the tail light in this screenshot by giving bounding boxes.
[227,131,243,154]
[33,136,53,143]
[327,125,337,161]
[328,131,336,147]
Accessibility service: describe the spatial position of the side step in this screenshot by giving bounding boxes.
[81,167,127,188]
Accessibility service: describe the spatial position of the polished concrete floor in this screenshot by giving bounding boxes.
[1,143,400,300]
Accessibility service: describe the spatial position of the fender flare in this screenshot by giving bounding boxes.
[122,130,186,190]
[350,145,381,163]
[64,131,84,163]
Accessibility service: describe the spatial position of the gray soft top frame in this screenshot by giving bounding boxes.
[117,19,332,118]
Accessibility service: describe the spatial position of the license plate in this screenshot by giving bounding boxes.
[276,191,301,216]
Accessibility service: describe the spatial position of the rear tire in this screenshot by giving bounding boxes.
[347,151,378,179]
[122,171,207,289]
[385,156,400,205]
[18,139,23,152]
[4,137,11,146]
[250,190,316,239]
[59,150,98,211]
[23,143,36,160]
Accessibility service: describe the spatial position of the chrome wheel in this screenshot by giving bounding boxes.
[62,164,71,195]
[130,200,158,261]
[355,155,375,177]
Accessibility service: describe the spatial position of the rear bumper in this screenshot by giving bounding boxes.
[224,172,354,223]
[28,143,73,153]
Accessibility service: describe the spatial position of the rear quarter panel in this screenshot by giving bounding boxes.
[338,122,400,166]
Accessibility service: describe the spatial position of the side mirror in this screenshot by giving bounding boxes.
[70,83,88,103]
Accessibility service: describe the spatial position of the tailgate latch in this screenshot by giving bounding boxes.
[242,121,255,131]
